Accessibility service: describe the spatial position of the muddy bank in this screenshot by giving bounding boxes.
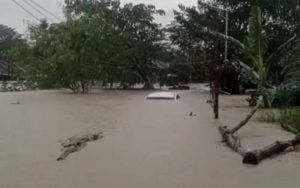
[0,89,300,188]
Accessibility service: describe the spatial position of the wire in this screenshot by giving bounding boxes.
[21,0,54,22]
[11,0,40,22]
[28,0,62,21]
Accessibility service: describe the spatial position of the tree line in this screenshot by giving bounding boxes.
[2,0,205,93]
[1,0,299,96]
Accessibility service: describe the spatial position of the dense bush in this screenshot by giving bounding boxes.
[279,107,300,134]
[273,86,300,107]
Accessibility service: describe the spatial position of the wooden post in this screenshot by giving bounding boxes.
[214,78,219,119]
[213,66,221,119]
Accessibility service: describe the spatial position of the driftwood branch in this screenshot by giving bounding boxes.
[219,96,263,155]
[219,126,246,155]
[219,126,300,165]
[230,96,263,133]
[243,135,300,165]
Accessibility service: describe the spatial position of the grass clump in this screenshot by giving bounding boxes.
[278,107,300,134]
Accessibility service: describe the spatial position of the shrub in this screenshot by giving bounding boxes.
[278,107,300,134]
[272,85,300,107]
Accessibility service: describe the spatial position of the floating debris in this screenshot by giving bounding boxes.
[11,101,22,105]
[189,112,197,116]
[56,132,103,161]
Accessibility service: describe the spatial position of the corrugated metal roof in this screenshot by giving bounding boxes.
[0,60,24,77]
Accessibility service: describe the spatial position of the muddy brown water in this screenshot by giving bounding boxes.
[0,89,300,188]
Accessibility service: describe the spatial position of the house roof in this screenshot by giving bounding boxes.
[0,60,24,77]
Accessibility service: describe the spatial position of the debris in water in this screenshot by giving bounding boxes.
[11,101,22,105]
[56,132,103,161]
[189,112,197,116]
[206,100,212,104]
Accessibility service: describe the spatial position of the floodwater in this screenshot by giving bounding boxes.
[0,88,300,188]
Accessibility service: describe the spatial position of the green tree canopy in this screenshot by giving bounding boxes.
[0,24,22,59]
[65,0,168,89]
[169,0,300,83]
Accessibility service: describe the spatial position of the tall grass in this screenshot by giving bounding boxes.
[278,107,300,134]
[260,107,300,134]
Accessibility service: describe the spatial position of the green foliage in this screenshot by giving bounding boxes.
[170,0,300,85]
[169,3,224,79]
[178,3,298,108]
[259,107,299,134]
[260,110,278,124]
[64,0,168,90]
[0,24,22,59]
[281,42,300,85]
[245,7,266,84]
[215,0,300,76]
[271,40,300,107]
[6,0,300,96]
[7,0,171,92]
[278,107,300,134]
[118,3,167,89]
[239,6,272,106]
[6,41,31,65]
[272,86,300,107]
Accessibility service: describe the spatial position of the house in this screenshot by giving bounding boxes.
[0,60,24,80]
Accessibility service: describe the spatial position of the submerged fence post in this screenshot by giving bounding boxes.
[213,66,221,119]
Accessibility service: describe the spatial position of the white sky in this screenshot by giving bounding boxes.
[0,0,197,34]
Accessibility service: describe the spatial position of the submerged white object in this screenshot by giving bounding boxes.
[146,92,180,100]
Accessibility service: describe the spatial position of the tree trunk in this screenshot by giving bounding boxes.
[243,134,300,165]
[69,82,80,93]
[219,126,246,155]
[143,77,154,90]
[213,67,222,119]
[81,80,85,93]
[219,126,300,165]
[80,80,89,94]
[213,80,219,119]
[218,96,264,163]
[230,96,263,133]
[121,82,129,89]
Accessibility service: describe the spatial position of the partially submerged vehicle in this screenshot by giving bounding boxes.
[146,92,180,100]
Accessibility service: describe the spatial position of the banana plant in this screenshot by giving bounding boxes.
[243,6,271,106]
[200,6,298,92]
[199,6,299,132]
[281,41,300,87]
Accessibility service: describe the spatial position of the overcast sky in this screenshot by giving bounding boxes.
[0,0,197,34]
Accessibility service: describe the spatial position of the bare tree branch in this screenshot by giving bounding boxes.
[230,96,263,134]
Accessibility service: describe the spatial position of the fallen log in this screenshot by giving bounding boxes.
[218,96,300,165]
[219,126,246,155]
[220,126,300,165]
[218,97,262,157]
[230,96,263,134]
[243,134,300,165]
